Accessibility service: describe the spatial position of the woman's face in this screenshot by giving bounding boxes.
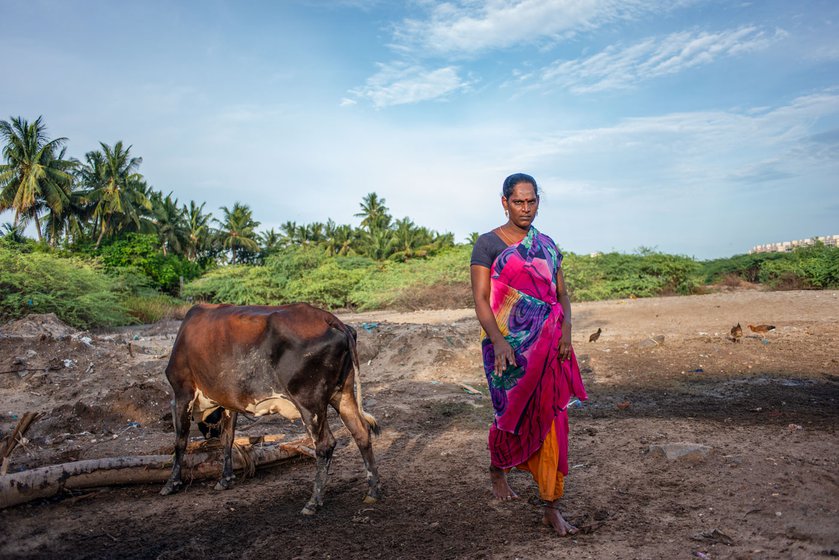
[502,182,539,229]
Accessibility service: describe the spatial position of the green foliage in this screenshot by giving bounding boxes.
[349,245,472,309]
[182,244,473,310]
[183,246,368,307]
[98,233,201,294]
[181,264,278,305]
[124,293,191,323]
[285,261,370,308]
[757,243,839,288]
[0,245,131,328]
[563,250,701,301]
[700,252,786,283]
[700,243,839,289]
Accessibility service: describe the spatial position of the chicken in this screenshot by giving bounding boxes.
[748,324,776,334]
[589,328,602,343]
[730,323,742,343]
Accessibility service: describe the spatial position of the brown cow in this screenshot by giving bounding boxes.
[160,303,381,515]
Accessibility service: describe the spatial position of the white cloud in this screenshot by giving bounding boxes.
[349,62,469,107]
[514,90,839,194]
[392,0,686,56]
[539,25,785,93]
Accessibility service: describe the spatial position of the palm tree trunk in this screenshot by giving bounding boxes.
[34,214,43,243]
[95,221,107,249]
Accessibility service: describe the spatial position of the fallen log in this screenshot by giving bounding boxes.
[0,437,314,509]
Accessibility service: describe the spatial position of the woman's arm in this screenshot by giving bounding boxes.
[471,264,517,375]
[556,266,573,362]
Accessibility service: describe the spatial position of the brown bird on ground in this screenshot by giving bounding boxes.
[748,324,776,334]
[730,323,743,342]
[589,328,602,343]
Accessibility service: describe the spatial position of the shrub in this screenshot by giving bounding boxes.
[98,233,202,295]
[0,246,131,328]
[124,293,192,323]
[181,264,282,305]
[700,243,839,289]
[563,251,700,301]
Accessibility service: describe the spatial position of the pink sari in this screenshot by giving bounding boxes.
[483,227,587,474]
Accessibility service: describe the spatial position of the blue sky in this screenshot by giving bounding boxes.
[1,0,837,258]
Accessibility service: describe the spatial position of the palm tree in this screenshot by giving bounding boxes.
[334,224,356,256]
[279,220,299,246]
[259,228,283,254]
[466,232,480,245]
[152,191,187,256]
[322,222,355,256]
[1,221,25,243]
[0,116,74,242]
[305,222,325,244]
[216,202,260,264]
[184,200,212,261]
[355,192,391,232]
[81,141,151,247]
[359,228,392,260]
[389,217,421,260]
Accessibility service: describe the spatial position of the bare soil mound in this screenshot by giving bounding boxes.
[0,290,837,559]
[0,313,80,340]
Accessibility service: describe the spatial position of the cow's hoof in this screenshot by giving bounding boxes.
[301,504,318,516]
[363,495,378,504]
[160,481,181,496]
[214,478,234,491]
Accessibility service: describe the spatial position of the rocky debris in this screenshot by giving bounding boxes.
[637,335,665,348]
[648,442,712,461]
[0,313,80,340]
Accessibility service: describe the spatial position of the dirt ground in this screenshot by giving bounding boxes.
[0,289,837,559]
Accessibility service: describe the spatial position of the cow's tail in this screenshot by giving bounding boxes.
[333,318,380,436]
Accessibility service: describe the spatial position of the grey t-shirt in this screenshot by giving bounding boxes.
[470,231,509,268]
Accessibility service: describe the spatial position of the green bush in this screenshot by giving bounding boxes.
[0,246,132,328]
[700,243,839,289]
[348,245,472,309]
[182,244,474,310]
[181,264,282,305]
[181,242,838,312]
[98,233,202,294]
[563,251,700,301]
[757,244,839,288]
[124,293,192,323]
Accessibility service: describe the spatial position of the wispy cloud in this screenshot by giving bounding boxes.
[349,62,469,108]
[539,26,786,93]
[515,90,839,192]
[392,0,683,56]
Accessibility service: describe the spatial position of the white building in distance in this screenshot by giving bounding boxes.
[750,235,839,254]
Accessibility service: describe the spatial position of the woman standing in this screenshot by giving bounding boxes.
[470,173,587,535]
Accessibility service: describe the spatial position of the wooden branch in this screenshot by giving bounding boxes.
[1,412,41,476]
[0,437,314,509]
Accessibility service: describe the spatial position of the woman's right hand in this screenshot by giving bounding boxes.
[493,338,517,376]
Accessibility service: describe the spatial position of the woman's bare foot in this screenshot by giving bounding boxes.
[541,501,578,536]
[489,466,518,500]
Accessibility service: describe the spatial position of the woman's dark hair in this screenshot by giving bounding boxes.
[502,173,539,199]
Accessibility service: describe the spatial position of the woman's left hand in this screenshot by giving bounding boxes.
[558,327,572,363]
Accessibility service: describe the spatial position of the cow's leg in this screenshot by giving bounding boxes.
[161,381,194,496]
[301,405,335,515]
[215,410,238,491]
[332,389,381,504]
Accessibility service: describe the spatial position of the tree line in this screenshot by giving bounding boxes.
[0,115,456,266]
